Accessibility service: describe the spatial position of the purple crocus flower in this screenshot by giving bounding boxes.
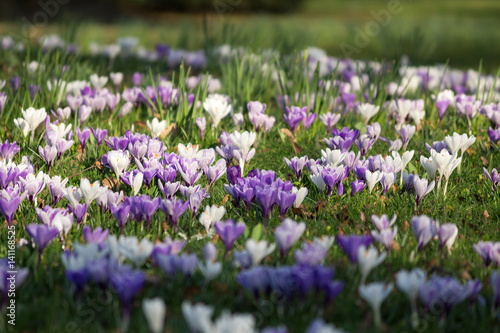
[214,219,246,253]
[38,145,57,171]
[366,122,381,141]
[68,203,87,226]
[319,112,341,133]
[255,186,278,227]
[337,234,373,264]
[284,156,308,180]
[284,106,306,132]
[139,195,161,230]
[159,198,189,232]
[196,117,206,142]
[371,214,397,232]
[351,180,366,196]
[438,223,458,252]
[76,127,91,151]
[0,188,24,227]
[91,127,108,149]
[26,223,59,264]
[67,94,83,112]
[414,175,435,209]
[372,227,397,252]
[0,140,20,161]
[274,218,306,257]
[488,127,500,145]
[418,276,468,318]
[110,265,145,328]
[276,190,296,220]
[491,271,500,311]
[132,72,143,86]
[411,215,439,251]
[302,112,317,129]
[203,159,226,190]
[82,226,109,244]
[226,165,241,185]
[321,167,342,197]
[110,202,131,234]
[395,124,416,150]
[473,241,494,266]
[158,181,180,199]
[355,135,375,157]
[484,167,500,191]
[78,105,92,124]
[10,76,19,94]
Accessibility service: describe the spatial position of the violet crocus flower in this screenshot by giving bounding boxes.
[110,202,131,234]
[196,117,206,142]
[159,198,189,232]
[284,156,308,180]
[337,234,373,264]
[484,167,500,191]
[473,241,494,266]
[46,175,68,205]
[83,226,109,244]
[371,215,397,232]
[351,180,365,196]
[76,127,91,151]
[418,276,468,319]
[438,223,458,253]
[38,145,57,171]
[395,124,416,150]
[110,265,145,330]
[203,159,226,190]
[302,111,316,129]
[226,165,241,185]
[284,106,306,132]
[0,140,20,161]
[380,172,396,194]
[274,218,306,257]
[214,219,246,254]
[26,223,59,264]
[491,271,500,311]
[255,186,278,227]
[0,187,25,227]
[372,227,397,252]
[91,127,108,149]
[355,134,375,157]
[413,175,435,209]
[411,215,440,251]
[276,190,296,220]
[139,195,161,230]
[319,112,341,133]
[68,203,87,226]
[321,167,343,197]
[488,127,500,145]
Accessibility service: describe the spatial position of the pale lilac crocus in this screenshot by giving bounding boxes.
[274,218,306,258]
[196,117,206,142]
[413,175,435,209]
[395,124,416,150]
[411,215,439,251]
[484,167,500,191]
[319,112,341,133]
[284,156,308,180]
[371,227,397,253]
[438,223,458,253]
[371,214,397,232]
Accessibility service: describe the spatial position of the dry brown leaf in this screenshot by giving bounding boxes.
[94,160,103,170]
[134,121,147,128]
[360,211,366,222]
[390,240,400,252]
[220,194,230,205]
[102,178,118,188]
[161,123,178,139]
[292,206,305,218]
[484,210,490,219]
[402,220,410,232]
[481,156,489,166]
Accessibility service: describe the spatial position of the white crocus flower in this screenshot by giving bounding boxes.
[321,148,347,168]
[49,122,72,138]
[365,170,383,193]
[204,93,232,128]
[142,298,167,333]
[79,178,108,206]
[15,107,47,143]
[90,74,108,90]
[245,239,276,266]
[198,260,223,282]
[419,155,438,179]
[357,246,387,285]
[358,103,380,124]
[178,142,201,159]
[182,301,214,333]
[130,171,143,196]
[291,186,308,208]
[310,174,326,192]
[359,282,393,330]
[117,235,154,266]
[199,205,226,234]
[146,118,167,138]
[107,150,130,180]
[229,130,256,175]
[13,118,30,137]
[396,268,426,322]
[213,311,256,333]
[63,186,84,208]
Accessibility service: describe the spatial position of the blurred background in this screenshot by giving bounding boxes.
[0,0,499,71]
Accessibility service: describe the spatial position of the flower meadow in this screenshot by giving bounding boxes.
[1,34,500,332]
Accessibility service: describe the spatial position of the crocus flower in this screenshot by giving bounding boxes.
[319,112,341,133]
[371,214,396,232]
[351,180,365,196]
[245,239,276,266]
[45,175,68,205]
[395,124,416,150]
[274,218,306,258]
[396,268,426,318]
[419,155,438,179]
[105,150,130,180]
[91,127,108,149]
[302,111,316,129]
[76,127,91,151]
[411,215,440,251]
[214,219,246,253]
[68,203,87,226]
[337,234,373,264]
[438,223,458,253]
[110,202,131,234]
[196,117,206,142]
[284,156,308,180]
[139,195,161,230]
[199,205,226,234]
[159,198,189,232]
[473,241,495,267]
[488,127,500,145]
[146,118,167,138]
[276,190,296,220]
[291,186,308,208]
[142,298,167,333]
[38,145,57,171]
[0,140,20,161]
[26,223,59,264]
[182,301,214,333]
[229,130,256,175]
[79,178,108,207]
[358,103,379,124]
[14,107,47,144]
[359,282,393,330]
[418,276,468,318]
[371,227,397,253]
[204,93,232,128]
[413,175,435,209]
[484,167,500,191]
[380,172,396,194]
[82,226,109,244]
[110,266,145,331]
[357,246,387,284]
[255,186,278,226]
[365,170,383,193]
[355,134,375,157]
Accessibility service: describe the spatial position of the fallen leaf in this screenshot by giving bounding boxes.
[102,178,118,188]
[292,206,305,218]
[402,220,410,232]
[360,211,366,222]
[481,156,489,166]
[390,240,400,252]
[220,194,230,205]
[134,121,147,128]
[484,210,490,219]
[161,123,178,139]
